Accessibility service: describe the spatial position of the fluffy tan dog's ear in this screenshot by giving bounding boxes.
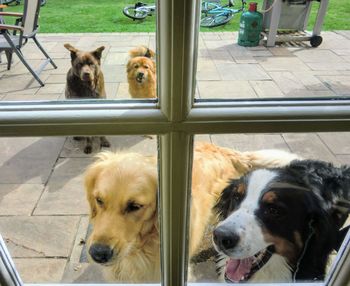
[84,163,102,219]
[151,60,156,74]
[126,59,133,73]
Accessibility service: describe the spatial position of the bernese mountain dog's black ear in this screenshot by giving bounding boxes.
[214,178,246,220]
[287,160,350,227]
[295,190,339,281]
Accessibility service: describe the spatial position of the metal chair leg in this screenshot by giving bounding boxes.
[32,36,57,69]
[3,33,44,86]
[5,51,13,70]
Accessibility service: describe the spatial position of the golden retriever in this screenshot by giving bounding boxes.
[84,142,299,282]
[127,46,156,98]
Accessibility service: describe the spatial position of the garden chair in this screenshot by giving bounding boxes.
[0,0,56,86]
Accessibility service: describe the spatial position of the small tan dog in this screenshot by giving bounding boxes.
[84,142,299,282]
[127,46,156,98]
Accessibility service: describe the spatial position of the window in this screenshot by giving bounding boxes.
[0,0,349,285]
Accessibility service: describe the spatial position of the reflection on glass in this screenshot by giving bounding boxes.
[189,133,350,283]
[0,5,157,101]
[0,135,158,283]
[196,0,350,100]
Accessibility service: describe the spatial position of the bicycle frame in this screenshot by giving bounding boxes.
[202,1,243,16]
[135,4,155,15]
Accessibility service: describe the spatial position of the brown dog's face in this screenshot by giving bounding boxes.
[64,43,105,82]
[85,152,158,266]
[127,56,156,84]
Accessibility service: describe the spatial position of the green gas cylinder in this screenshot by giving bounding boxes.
[238,2,263,47]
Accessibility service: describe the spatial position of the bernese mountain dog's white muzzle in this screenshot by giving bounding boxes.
[213,160,350,283]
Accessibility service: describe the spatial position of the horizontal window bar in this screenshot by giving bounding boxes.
[0,100,158,112]
[0,100,349,136]
[24,283,324,286]
[194,98,350,108]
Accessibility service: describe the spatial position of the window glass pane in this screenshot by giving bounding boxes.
[1,1,157,102]
[188,133,350,283]
[196,0,350,100]
[0,135,158,283]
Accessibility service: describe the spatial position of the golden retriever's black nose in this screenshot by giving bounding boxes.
[213,227,239,251]
[89,243,113,263]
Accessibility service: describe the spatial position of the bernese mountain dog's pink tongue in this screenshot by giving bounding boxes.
[226,257,253,282]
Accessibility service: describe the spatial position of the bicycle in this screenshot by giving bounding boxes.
[0,0,46,6]
[0,0,20,5]
[123,2,155,21]
[201,0,246,28]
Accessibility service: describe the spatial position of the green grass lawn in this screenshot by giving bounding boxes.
[3,0,350,33]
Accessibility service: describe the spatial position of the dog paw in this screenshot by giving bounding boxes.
[100,137,111,148]
[73,136,85,141]
[84,145,93,154]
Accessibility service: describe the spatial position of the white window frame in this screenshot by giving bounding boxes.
[0,0,350,285]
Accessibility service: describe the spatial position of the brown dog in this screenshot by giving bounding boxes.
[84,142,299,282]
[64,43,110,154]
[127,46,156,98]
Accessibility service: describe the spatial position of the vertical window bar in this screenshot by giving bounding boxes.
[157,0,199,121]
[159,133,193,286]
[157,0,199,285]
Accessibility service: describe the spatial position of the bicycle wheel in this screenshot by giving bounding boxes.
[200,13,233,28]
[123,5,148,20]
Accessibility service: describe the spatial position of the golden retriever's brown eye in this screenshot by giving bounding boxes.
[125,201,143,213]
[144,65,149,69]
[134,64,139,69]
[96,197,104,206]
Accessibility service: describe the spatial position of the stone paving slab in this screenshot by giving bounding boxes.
[197,80,257,99]
[216,63,271,81]
[258,56,311,72]
[0,216,79,257]
[61,135,157,158]
[267,71,308,96]
[33,158,92,215]
[317,75,350,95]
[282,133,340,165]
[211,134,291,152]
[318,132,350,154]
[0,137,65,184]
[0,184,43,216]
[249,80,284,98]
[14,258,67,283]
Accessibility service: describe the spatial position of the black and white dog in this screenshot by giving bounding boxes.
[213,160,350,283]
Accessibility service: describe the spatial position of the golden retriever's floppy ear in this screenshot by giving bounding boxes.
[92,46,105,61]
[84,162,103,219]
[64,43,79,61]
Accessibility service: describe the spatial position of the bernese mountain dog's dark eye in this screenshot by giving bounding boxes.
[264,205,280,217]
[125,201,143,213]
[262,203,286,219]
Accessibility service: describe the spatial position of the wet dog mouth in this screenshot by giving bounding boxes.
[224,246,274,283]
[136,74,144,83]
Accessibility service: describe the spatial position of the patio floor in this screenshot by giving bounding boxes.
[0,32,350,283]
